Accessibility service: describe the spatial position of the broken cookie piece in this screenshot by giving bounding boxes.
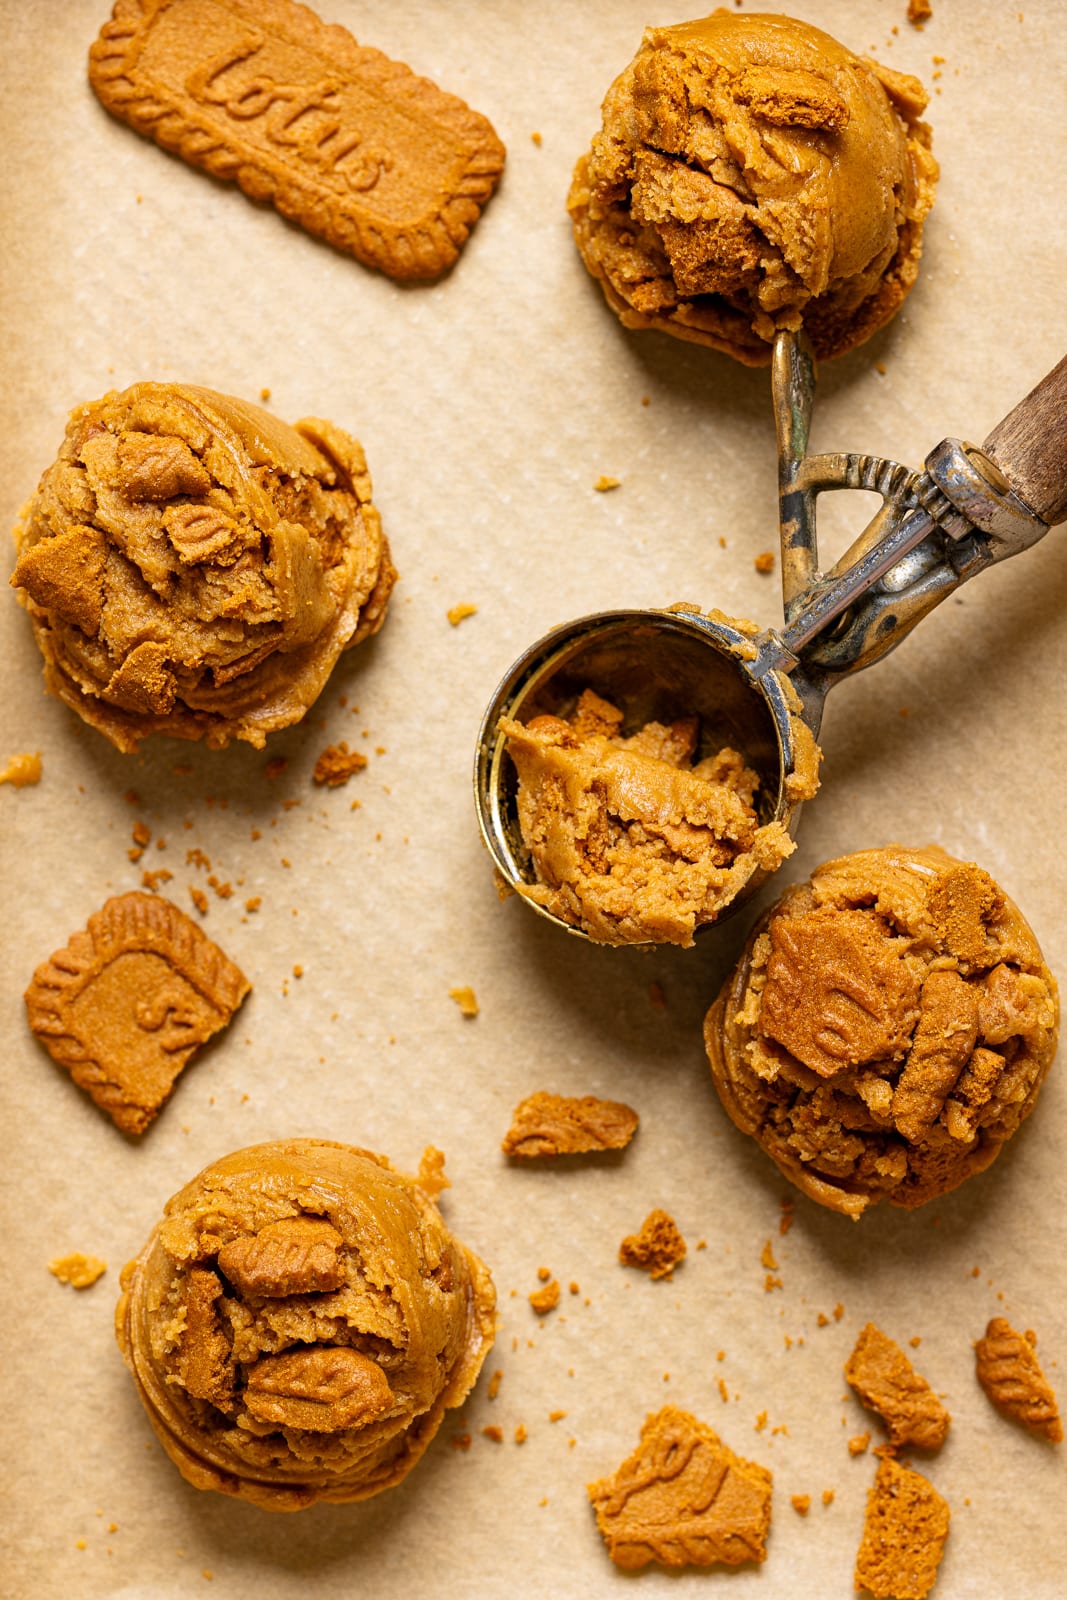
[11,383,395,750]
[974,1317,1062,1443]
[502,1092,639,1157]
[503,688,799,946]
[619,1209,686,1280]
[705,846,1058,1216]
[845,1324,949,1451]
[116,1139,496,1509]
[854,1456,949,1600]
[588,1405,771,1569]
[25,891,249,1134]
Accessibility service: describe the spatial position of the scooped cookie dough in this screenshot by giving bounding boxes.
[116,1140,496,1510]
[502,688,798,946]
[705,846,1059,1217]
[11,384,395,750]
[569,10,939,364]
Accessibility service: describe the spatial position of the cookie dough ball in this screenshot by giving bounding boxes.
[568,11,939,364]
[116,1140,496,1510]
[705,847,1058,1217]
[11,384,396,750]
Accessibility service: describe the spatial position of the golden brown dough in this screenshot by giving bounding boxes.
[705,846,1058,1216]
[845,1324,950,1451]
[11,384,395,750]
[854,1456,949,1600]
[501,1092,639,1157]
[503,688,804,946]
[974,1317,1062,1443]
[588,1405,771,1569]
[569,10,938,364]
[115,1140,496,1510]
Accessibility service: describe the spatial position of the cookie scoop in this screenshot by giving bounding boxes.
[116,1140,496,1509]
[11,383,395,750]
[704,846,1059,1217]
[568,10,939,364]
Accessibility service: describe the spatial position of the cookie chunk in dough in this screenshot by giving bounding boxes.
[116,1140,496,1509]
[588,1405,771,1569]
[11,384,395,750]
[569,10,938,364]
[503,688,802,946]
[705,846,1058,1216]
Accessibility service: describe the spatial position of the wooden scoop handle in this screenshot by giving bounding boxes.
[983,353,1067,526]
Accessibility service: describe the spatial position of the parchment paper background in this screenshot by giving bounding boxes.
[1,3,1065,1596]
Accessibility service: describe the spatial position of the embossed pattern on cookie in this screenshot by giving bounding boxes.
[89,0,505,280]
[587,1405,772,1570]
[25,891,250,1134]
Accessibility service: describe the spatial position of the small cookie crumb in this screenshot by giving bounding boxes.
[619,1209,686,1281]
[907,0,933,25]
[447,603,478,626]
[48,1252,107,1288]
[531,131,542,146]
[312,742,368,787]
[0,751,42,787]
[593,475,621,492]
[449,986,479,1018]
[754,551,775,573]
[487,1370,503,1401]
[529,1279,561,1315]
[791,1494,811,1515]
[481,1425,504,1443]
[848,1432,871,1456]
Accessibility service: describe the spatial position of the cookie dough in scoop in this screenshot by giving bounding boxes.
[116,1140,496,1509]
[503,688,801,946]
[11,384,395,750]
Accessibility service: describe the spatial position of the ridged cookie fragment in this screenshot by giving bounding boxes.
[89,0,504,280]
[845,1323,950,1451]
[25,892,249,1134]
[501,1092,639,1157]
[974,1317,1062,1442]
[588,1406,771,1569]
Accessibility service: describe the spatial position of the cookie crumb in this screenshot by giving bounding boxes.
[791,1494,810,1515]
[848,1432,871,1456]
[619,1209,686,1280]
[822,1488,835,1506]
[312,742,368,787]
[487,1370,503,1401]
[447,603,478,626]
[907,0,932,26]
[481,1425,504,1443]
[449,986,479,1018]
[531,131,542,146]
[0,751,42,787]
[529,1279,561,1315]
[593,475,621,492]
[515,1424,528,1443]
[264,757,288,779]
[48,1252,107,1288]
[754,551,775,573]
[760,1240,778,1271]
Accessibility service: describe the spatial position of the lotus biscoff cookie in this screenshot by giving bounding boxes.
[88,0,505,280]
[25,891,250,1133]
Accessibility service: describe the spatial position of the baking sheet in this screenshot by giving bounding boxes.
[1,2,1065,1595]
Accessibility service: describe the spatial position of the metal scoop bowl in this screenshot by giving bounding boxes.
[475,334,1067,942]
